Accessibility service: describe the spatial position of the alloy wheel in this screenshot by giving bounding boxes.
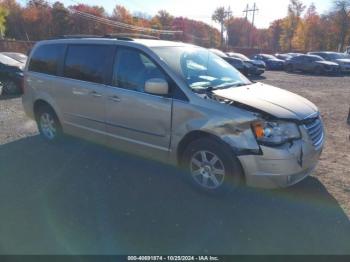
[39,112,57,140]
[190,150,226,189]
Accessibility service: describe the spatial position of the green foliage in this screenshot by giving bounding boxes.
[0,6,9,37]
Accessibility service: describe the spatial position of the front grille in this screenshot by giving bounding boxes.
[304,117,324,149]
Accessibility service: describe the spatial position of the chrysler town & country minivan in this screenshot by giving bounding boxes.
[22,37,325,192]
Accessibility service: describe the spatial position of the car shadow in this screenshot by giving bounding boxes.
[0,136,349,255]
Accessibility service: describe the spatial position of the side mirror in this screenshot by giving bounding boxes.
[145,78,169,95]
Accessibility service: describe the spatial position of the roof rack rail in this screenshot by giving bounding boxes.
[104,33,160,40]
[51,33,160,41]
[55,35,103,39]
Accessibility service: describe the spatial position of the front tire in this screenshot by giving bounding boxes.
[35,105,62,142]
[182,138,244,194]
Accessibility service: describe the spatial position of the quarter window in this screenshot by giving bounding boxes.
[64,45,114,84]
[28,44,65,75]
[113,48,166,92]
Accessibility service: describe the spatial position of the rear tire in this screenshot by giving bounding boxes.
[35,105,62,142]
[2,79,20,95]
[181,138,244,194]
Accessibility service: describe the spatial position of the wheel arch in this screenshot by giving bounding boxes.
[176,130,240,166]
[33,99,61,123]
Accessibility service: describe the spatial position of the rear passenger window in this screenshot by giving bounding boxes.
[113,48,166,92]
[28,44,65,75]
[64,45,114,84]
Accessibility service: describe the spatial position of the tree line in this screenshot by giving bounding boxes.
[0,0,349,52]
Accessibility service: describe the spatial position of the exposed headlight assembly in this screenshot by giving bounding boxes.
[252,120,301,146]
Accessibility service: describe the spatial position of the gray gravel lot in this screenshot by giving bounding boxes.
[0,71,349,255]
[259,72,350,217]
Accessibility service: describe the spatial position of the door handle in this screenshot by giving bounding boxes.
[90,91,102,97]
[109,95,121,102]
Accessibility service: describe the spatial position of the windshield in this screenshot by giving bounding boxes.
[152,46,251,92]
[328,53,349,60]
[0,54,23,67]
[231,53,250,61]
[2,52,27,64]
[309,55,325,62]
[262,54,277,60]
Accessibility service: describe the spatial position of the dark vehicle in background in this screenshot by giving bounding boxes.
[308,51,350,73]
[286,53,303,57]
[0,53,25,95]
[285,54,340,75]
[209,49,259,76]
[275,53,292,61]
[345,46,350,55]
[251,54,284,70]
[226,52,265,76]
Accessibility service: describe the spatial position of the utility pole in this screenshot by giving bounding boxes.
[224,7,233,49]
[242,3,259,47]
[251,3,259,29]
[243,4,249,20]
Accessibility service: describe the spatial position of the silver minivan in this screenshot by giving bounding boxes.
[22,37,325,193]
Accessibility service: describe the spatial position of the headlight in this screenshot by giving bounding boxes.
[15,72,24,77]
[252,120,301,145]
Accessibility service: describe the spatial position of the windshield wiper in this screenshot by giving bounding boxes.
[215,82,251,89]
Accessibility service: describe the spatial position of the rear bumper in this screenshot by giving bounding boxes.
[238,138,324,189]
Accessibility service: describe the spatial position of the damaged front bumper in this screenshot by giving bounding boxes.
[238,124,324,189]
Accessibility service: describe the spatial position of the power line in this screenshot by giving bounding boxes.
[69,9,182,35]
[65,0,182,35]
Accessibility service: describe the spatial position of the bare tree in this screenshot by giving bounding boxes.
[212,7,231,47]
[333,0,350,51]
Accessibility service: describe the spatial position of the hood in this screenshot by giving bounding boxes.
[316,61,339,66]
[213,82,318,120]
[334,58,350,64]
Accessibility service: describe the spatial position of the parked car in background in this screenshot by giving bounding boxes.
[0,53,24,95]
[1,52,28,64]
[285,54,340,75]
[275,53,292,61]
[308,51,350,73]
[345,46,350,55]
[210,49,250,76]
[286,53,303,57]
[226,52,265,76]
[251,54,284,70]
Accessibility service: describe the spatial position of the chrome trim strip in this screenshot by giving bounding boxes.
[64,112,167,138]
[64,121,170,152]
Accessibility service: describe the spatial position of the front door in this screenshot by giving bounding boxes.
[104,47,172,159]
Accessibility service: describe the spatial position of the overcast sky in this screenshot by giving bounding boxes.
[19,0,333,28]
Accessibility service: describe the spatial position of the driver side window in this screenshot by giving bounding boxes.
[113,48,166,93]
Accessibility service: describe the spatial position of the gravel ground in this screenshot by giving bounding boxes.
[0,71,349,254]
[259,72,350,217]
